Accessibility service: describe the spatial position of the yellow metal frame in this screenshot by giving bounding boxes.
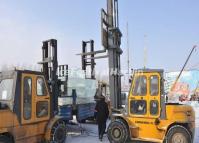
[21,73,50,124]
[129,72,161,118]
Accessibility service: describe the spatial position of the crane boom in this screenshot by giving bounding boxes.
[170,45,197,92]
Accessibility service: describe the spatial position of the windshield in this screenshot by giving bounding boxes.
[133,75,147,96]
[0,79,14,100]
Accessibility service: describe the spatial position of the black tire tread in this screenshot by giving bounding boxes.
[50,120,66,143]
[165,125,192,143]
[107,119,130,143]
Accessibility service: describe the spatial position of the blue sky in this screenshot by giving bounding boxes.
[0,0,199,72]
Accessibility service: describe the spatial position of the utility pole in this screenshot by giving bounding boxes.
[144,34,148,68]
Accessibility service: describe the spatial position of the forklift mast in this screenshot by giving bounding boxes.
[78,0,122,109]
[58,64,68,96]
[39,39,59,116]
[105,0,122,109]
[81,40,96,79]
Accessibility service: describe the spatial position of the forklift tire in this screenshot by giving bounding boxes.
[0,135,13,143]
[164,125,192,143]
[50,120,66,143]
[107,119,129,143]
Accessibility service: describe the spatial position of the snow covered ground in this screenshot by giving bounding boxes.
[66,122,109,143]
[65,106,199,143]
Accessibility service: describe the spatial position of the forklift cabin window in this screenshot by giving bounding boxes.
[37,77,47,96]
[132,75,147,96]
[36,101,48,118]
[150,75,159,115]
[130,100,147,115]
[150,100,159,115]
[0,79,13,101]
[36,77,48,118]
[23,77,32,120]
[150,75,159,96]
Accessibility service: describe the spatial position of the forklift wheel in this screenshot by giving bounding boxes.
[0,135,13,143]
[107,119,129,143]
[164,125,192,143]
[50,120,66,143]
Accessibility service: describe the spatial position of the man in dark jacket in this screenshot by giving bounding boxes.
[95,96,109,141]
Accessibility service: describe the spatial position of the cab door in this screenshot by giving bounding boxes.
[21,74,50,124]
[129,72,148,118]
[14,73,35,141]
[129,71,162,140]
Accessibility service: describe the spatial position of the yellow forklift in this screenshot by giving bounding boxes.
[89,0,195,142]
[107,69,195,143]
[0,39,69,143]
[106,47,197,143]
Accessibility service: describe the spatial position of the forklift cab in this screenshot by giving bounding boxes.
[127,69,165,141]
[0,70,52,142]
[0,39,67,143]
[20,71,50,124]
[129,69,163,119]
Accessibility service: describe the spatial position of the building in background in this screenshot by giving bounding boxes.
[165,70,199,102]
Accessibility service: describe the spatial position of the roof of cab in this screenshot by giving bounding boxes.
[135,68,164,73]
[15,69,43,75]
[0,69,43,76]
